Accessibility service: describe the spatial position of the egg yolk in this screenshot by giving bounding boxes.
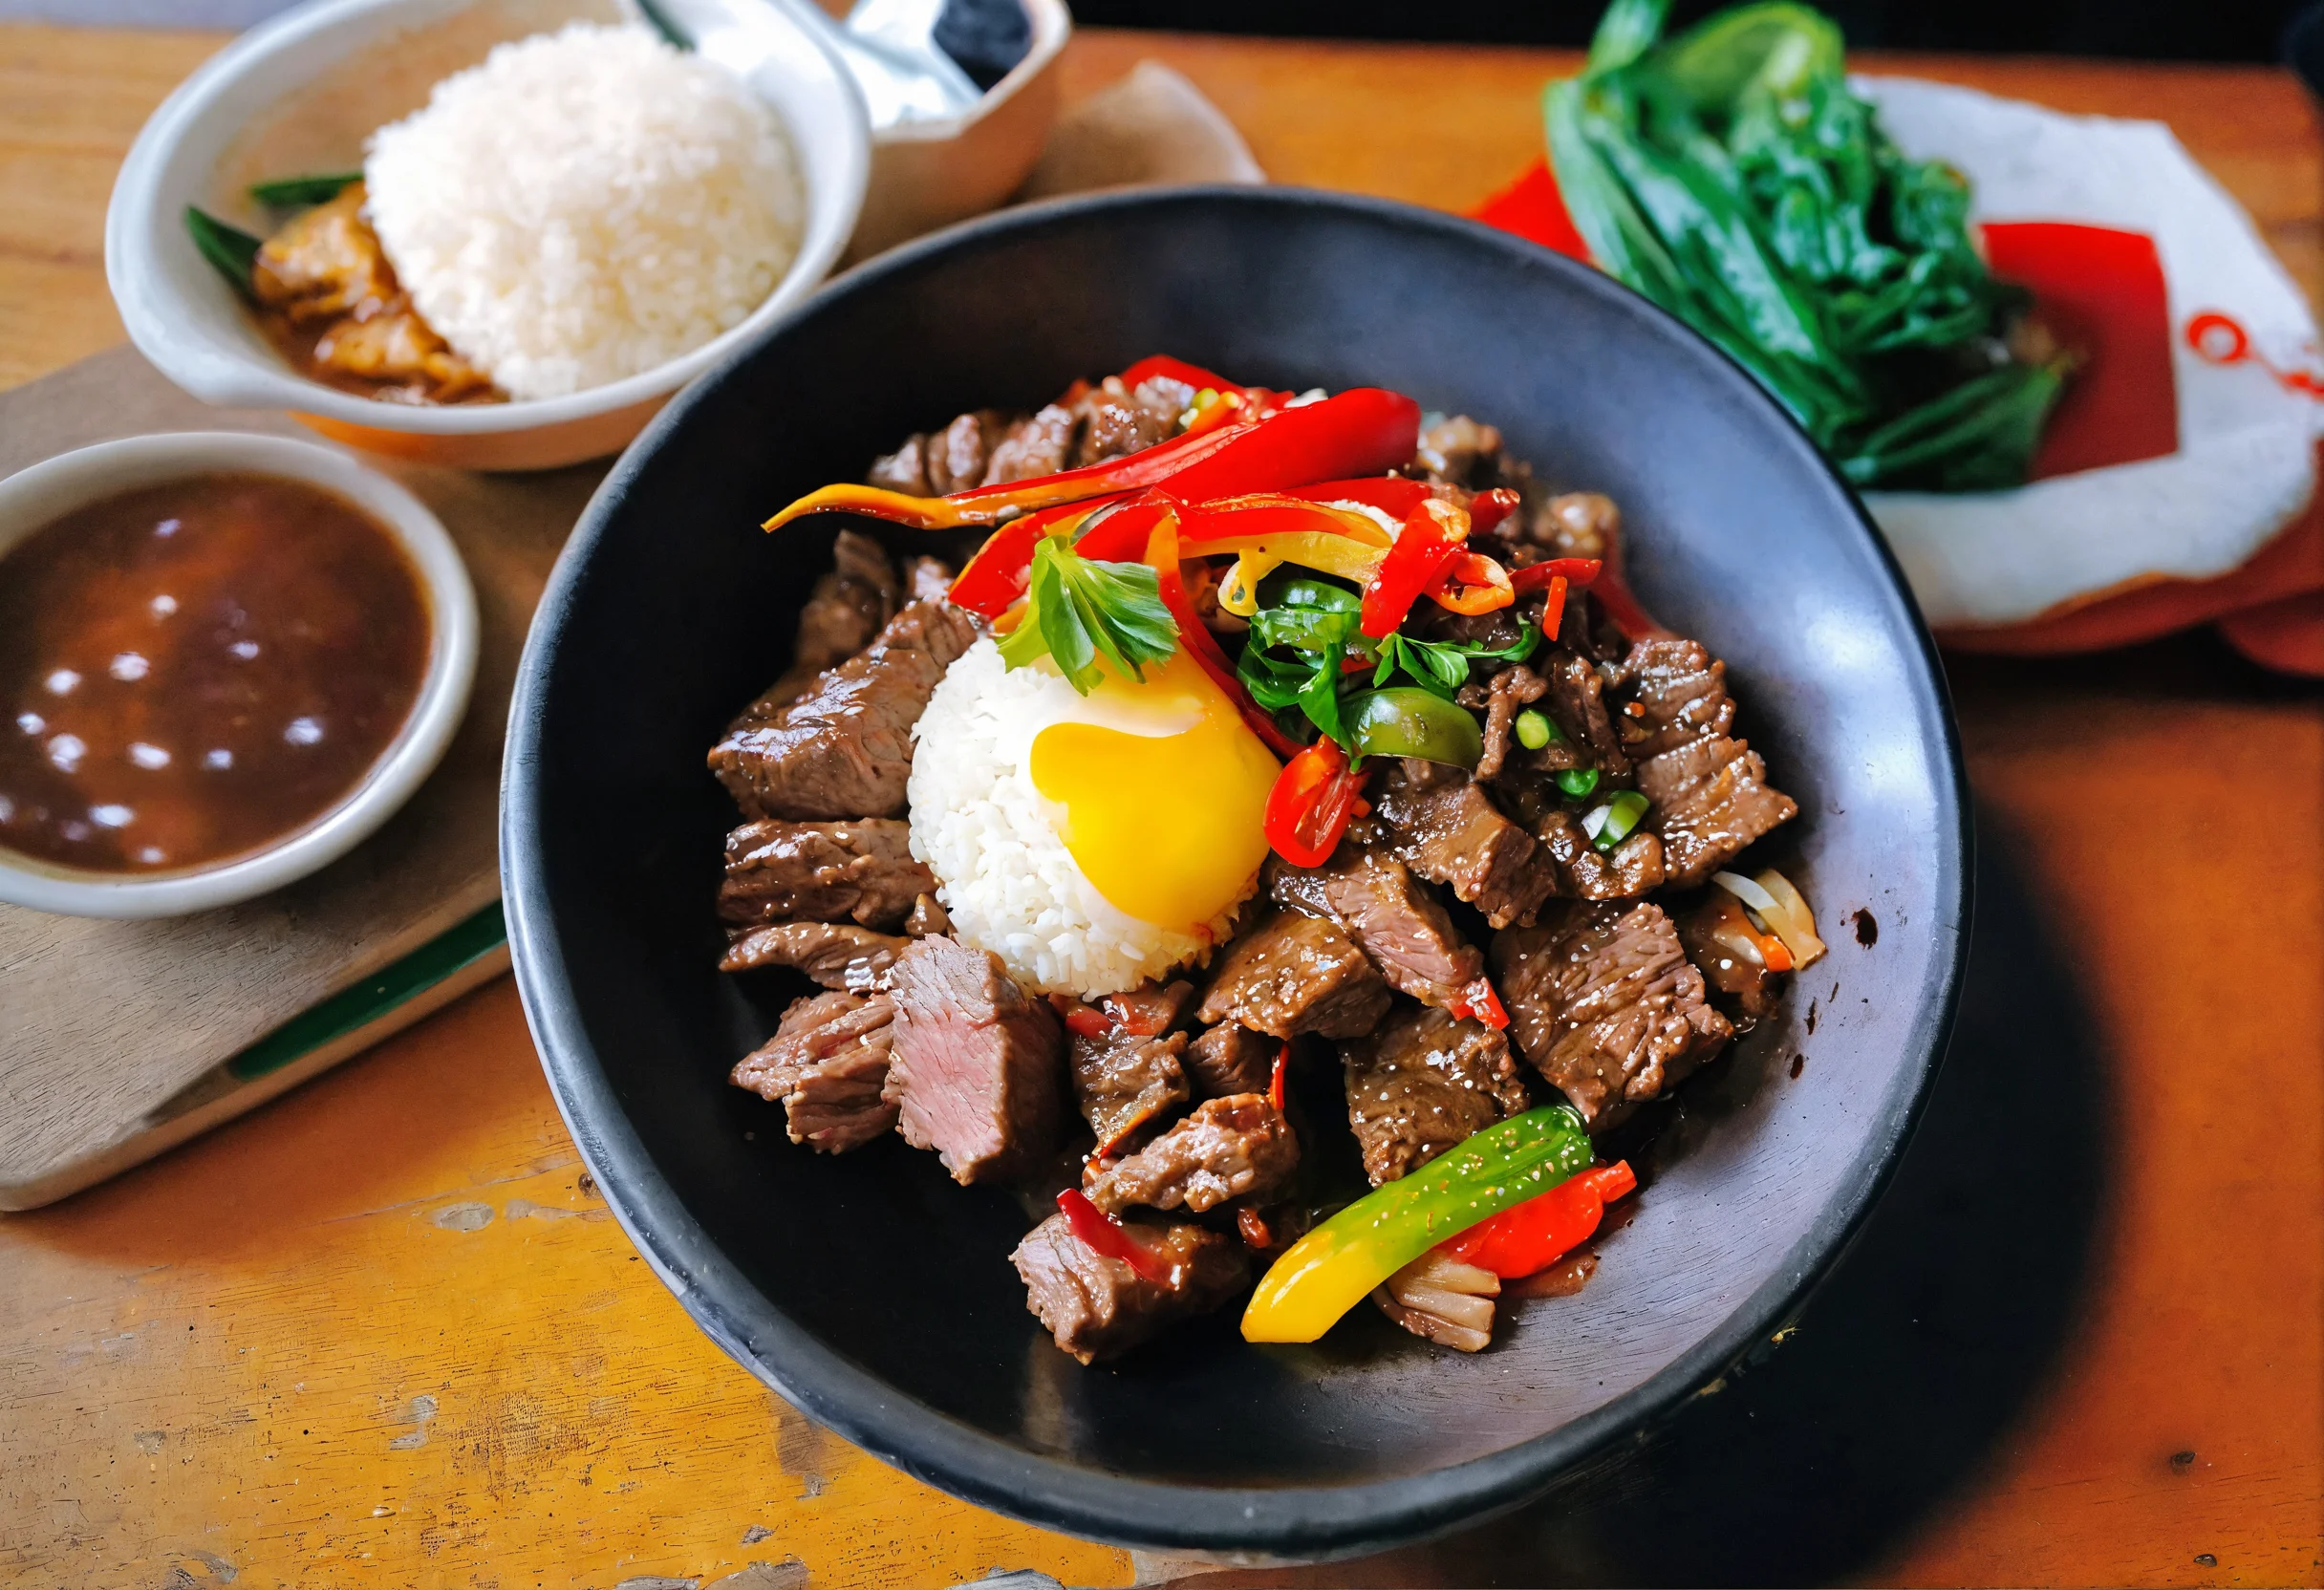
[1028,649,1280,935]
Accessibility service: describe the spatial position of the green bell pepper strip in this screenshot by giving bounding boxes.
[1242,1106,1596,1343]
[1347,687,1485,768]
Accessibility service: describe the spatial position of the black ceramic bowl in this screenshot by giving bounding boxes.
[503,187,1969,1558]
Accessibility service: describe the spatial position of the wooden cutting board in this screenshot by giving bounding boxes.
[0,346,605,1209]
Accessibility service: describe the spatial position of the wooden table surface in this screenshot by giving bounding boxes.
[2,22,2319,1590]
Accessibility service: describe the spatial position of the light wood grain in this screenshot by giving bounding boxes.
[2,20,2320,1590]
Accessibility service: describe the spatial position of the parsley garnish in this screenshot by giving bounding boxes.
[995,532,1180,695]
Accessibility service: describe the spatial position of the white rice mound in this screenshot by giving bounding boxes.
[363,22,803,401]
[909,638,1247,998]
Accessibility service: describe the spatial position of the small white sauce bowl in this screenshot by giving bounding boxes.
[0,432,479,919]
[105,0,872,472]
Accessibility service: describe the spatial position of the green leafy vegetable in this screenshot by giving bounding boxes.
[1545,0,2069,491]
[183,206,263,302]
[248,172,362,207]
[995,532,1179,695]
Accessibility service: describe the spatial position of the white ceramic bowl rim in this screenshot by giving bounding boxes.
[104,0,872,436]
[0,433,480,919]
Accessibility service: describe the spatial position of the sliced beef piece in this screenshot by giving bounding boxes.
[868,431,934,495]
[1491,901,1733,1131]
[1533,809,1667,900]
[1536,653,1631,778]
[905,892,950,937]
[1633,734,1797,888]
[716,818,936,932]
[1372,763,1555,930]
[1342,1004,1529,1185]
[746,531,904,712]
[1474,664,1547,781]
[721,921,909,991]
[1676,889,1784,1021]
[1070,1028,1190,1155]
[1085,1094,1298,1215]
[1616,636,1736,760]
[884,935,1064,1185]
[928,410,1011,494]
[1105,978,1199,1038]
[903,554,954,606]
[1195,909,1392,1041]
[731,990,898,1152]
[709,598,981,821]
[1267,844,1481,1009]
[1011,1213,1250,1364]
[1185,1022,1277,1099]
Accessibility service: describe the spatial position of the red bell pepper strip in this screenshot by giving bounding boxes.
[1447,977,1509,1031]
[1509,556,1603,593]
[949,498,1116,616]
[1287,477,1432,517]
[1539,575,1570,642]
[1359,498,1471,638]
[1425,550,1516,616]
[1468,486,1523,535]
[1144,513,1307,760]
[1264,738,1367,867]
[1058,1188,1180,1286]
[764,388,1420,537]
[1115,354,1243,394]
[1175,492,1396,552]
[1071,493,1176,563]
[1438,1161,1636,1279]
[1268,1042,1291,1112]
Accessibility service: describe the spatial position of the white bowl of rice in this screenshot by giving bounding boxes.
[108,0,870,471]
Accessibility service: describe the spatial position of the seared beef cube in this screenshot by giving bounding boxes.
[731,990,898,1152]
[1676,889,1784,1020]
[1106,978,1198,1037]
[1267,844,1481,1008]
[1069,376,1189,466]
[1342,1005,1529,1185]
[884,935,1064,1185]
[721,921,909,991]
[717,818,936,932]
[709,599,980,821]
[1491,901,1732,1131]
[1012,1212,1251,1364]
[1633,734,1797,888]
[1617,637,1735,759]
[916,410,1011,494]
[1086,1094,1298,1215]
[739,530,901,712]
[868,431,934,495]
[1185,1022,1277,1098]
[1373,763,1555,930]
[1534,809,1666,900]
[1195,909,1392,1041]
[1071,1028,1190,1154]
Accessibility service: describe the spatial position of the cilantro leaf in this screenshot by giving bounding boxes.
[996,532,1179,695]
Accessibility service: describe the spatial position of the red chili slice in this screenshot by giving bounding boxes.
[1057,1188,1179,1287]
[1263,738,1366,868]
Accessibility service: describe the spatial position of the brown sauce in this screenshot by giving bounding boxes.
[0,473,430,874]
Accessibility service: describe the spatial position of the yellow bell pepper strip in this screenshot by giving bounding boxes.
[1143,511,1307,759]
[1241,1105,1595,1343]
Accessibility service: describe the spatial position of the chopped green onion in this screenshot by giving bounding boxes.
[1515,709,1553,751]
[1556,766,1601,799]
[248,171,361,207]
[1583,789,1649,851]
[183,206,262,302]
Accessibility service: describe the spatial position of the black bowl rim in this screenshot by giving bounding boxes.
[502,183,1972,1558]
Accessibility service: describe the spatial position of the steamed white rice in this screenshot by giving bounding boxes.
[909,639,1246,998]
[363,22,803,401]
